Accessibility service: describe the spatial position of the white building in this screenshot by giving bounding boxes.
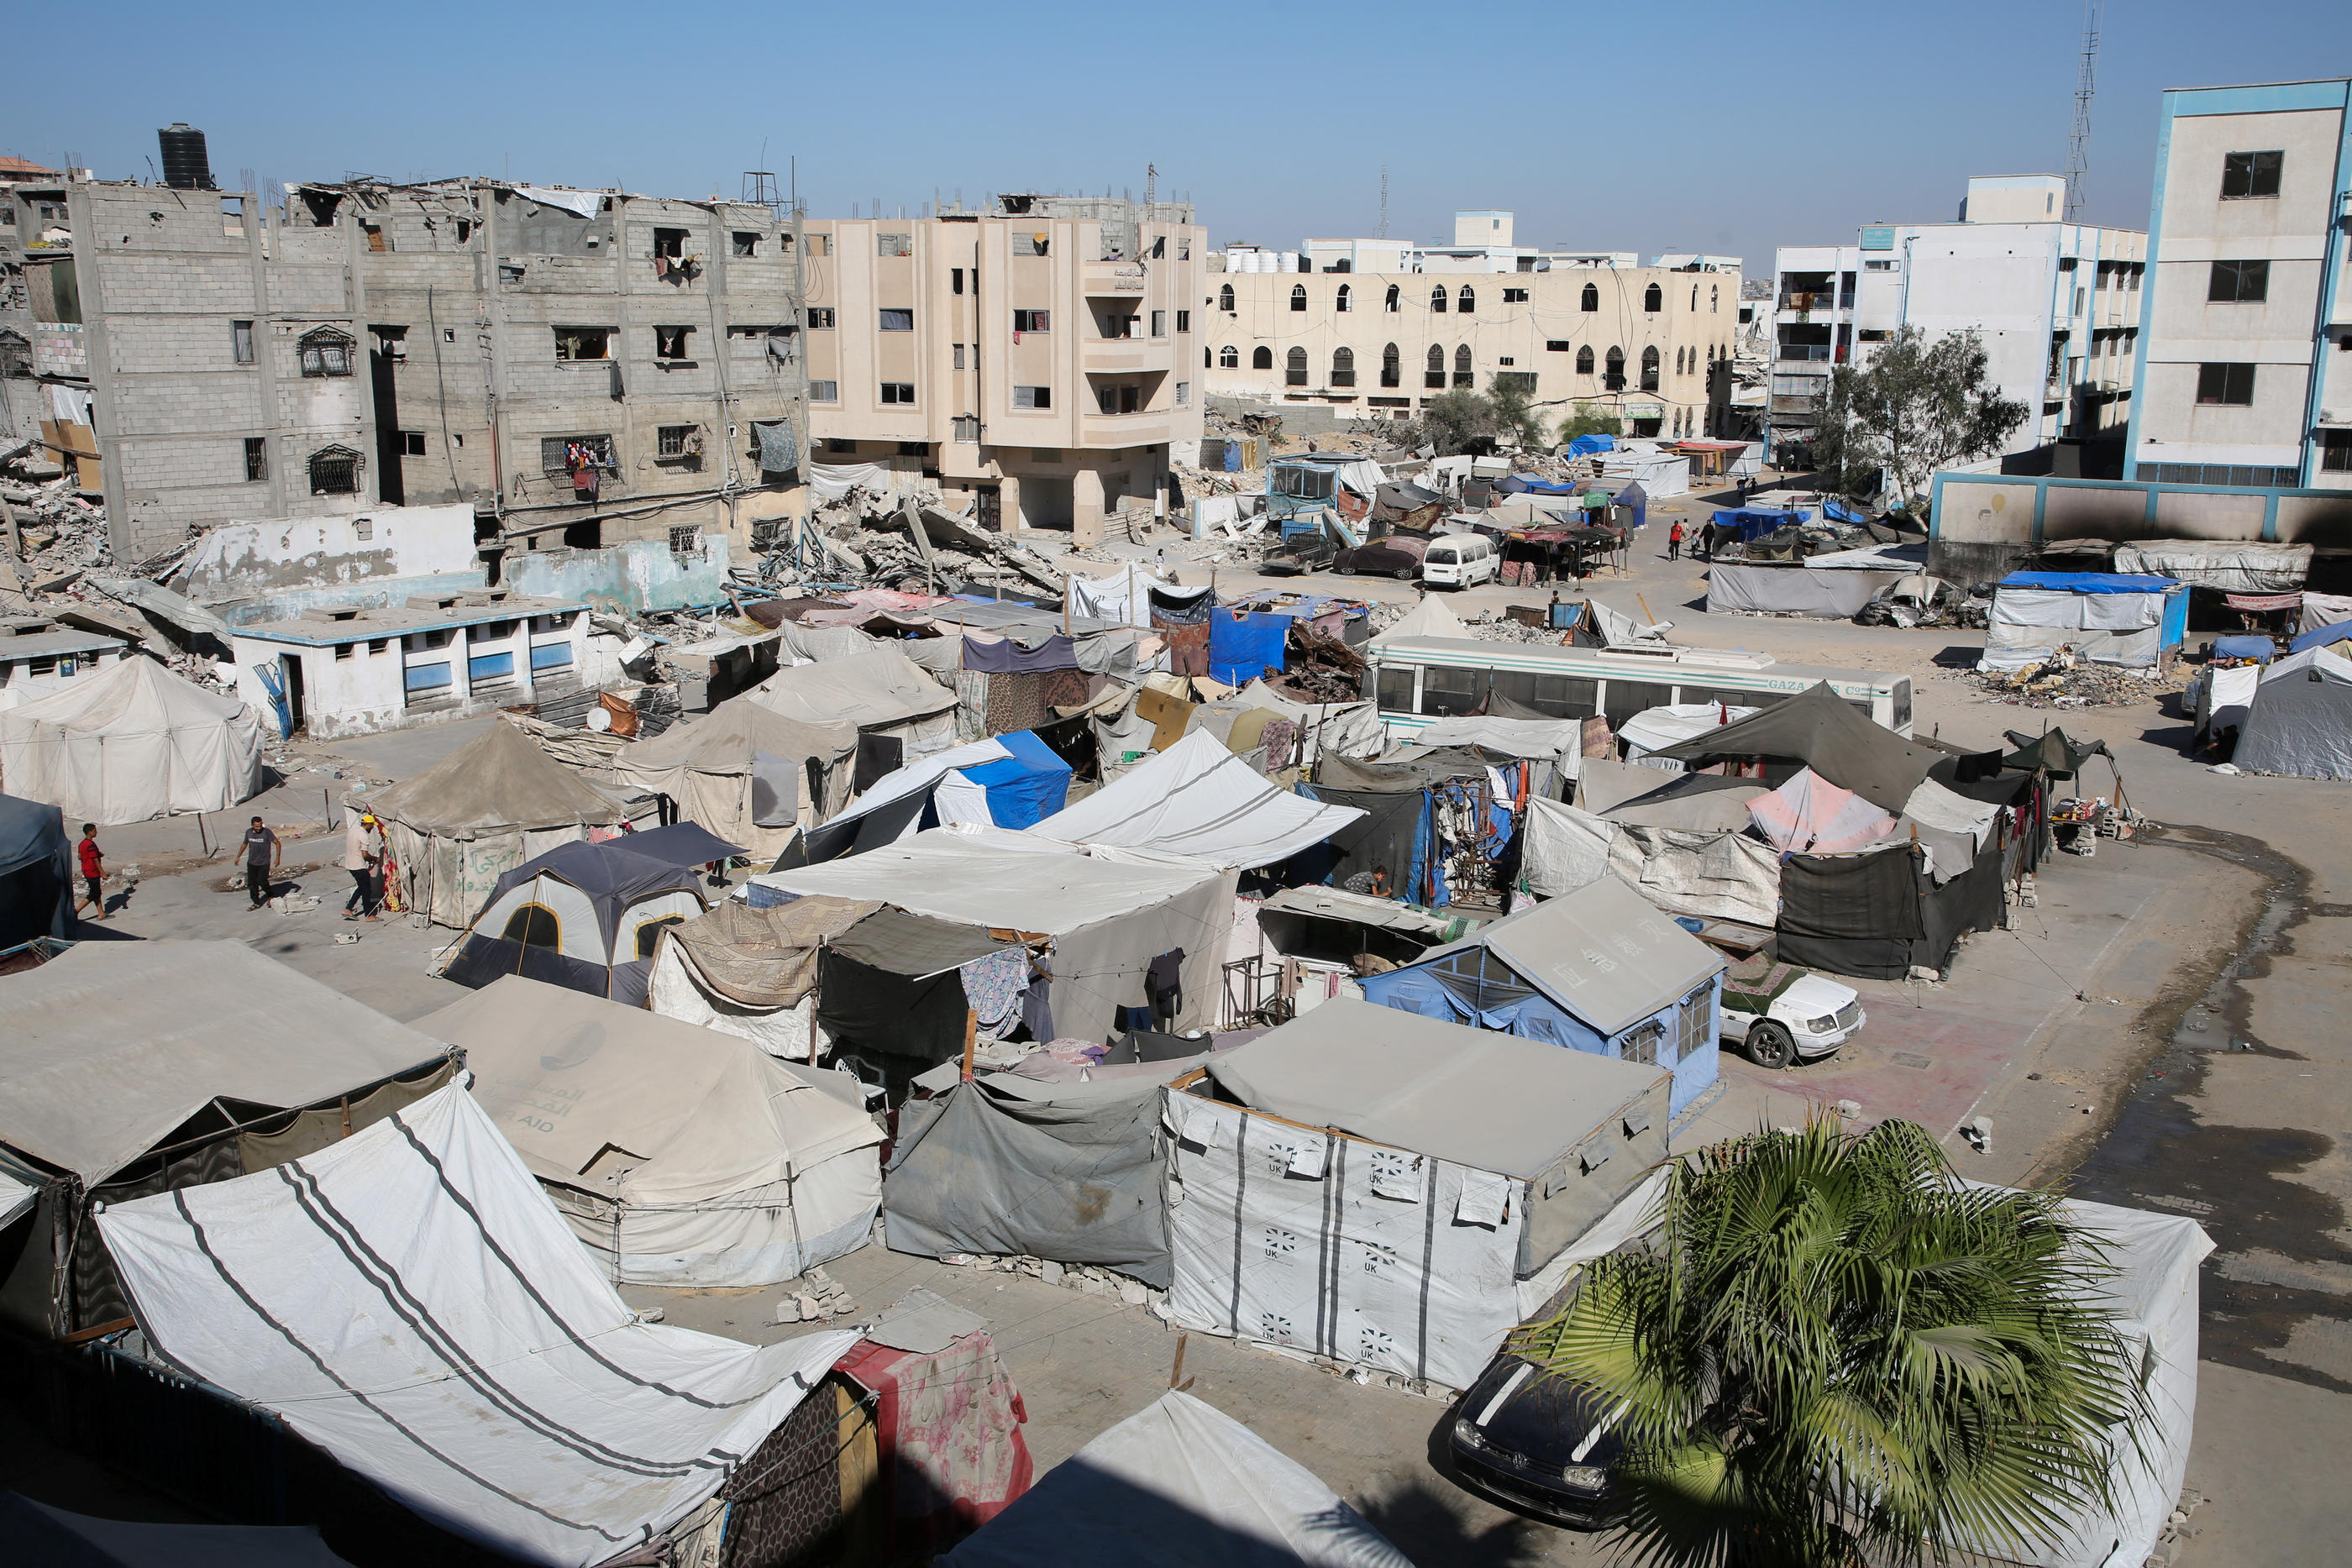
[1772,176,2145,472]
[2126,78,2352,490]
[0,621,133,709]
[1238,212,1643,281]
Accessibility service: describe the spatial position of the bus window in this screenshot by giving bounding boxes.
[1376,666,1416,711]
[1490,669,1597,719]
[1893,680,1912,732]
[1681,684,1776,712]
[1420,664,1484,716]
[1604,679,1674,730]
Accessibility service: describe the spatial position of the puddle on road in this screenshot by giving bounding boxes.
[2067,824,2352,1393]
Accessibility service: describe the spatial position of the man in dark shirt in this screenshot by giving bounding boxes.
[244,816,281,910]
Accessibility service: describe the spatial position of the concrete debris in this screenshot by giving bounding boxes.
[1971,653,2181,709]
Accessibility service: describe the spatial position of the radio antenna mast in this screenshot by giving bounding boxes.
[1378,164,1390,239]
[2064,0,2101,222]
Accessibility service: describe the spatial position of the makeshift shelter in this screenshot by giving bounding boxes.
[1165,999,1672,1390]
[648,893,879,1060]
[2001,727,2117,783]
[360,719,637,926]
[3,1494,356,1568]
[1707,557,1910,618]
[1358,875,1724,1113]
[811,907,1033,1081]
[1597,447,1688,500]
[0,791,72,947]
[2292,618,2352,656]
[2111,539,2312,593]
[746,646,958,760]
[1615,702,1759,763]
[793,731,1074,863]
[97,1083,861,1568]
[941,1390,1412,1568]
[0,940,449,1335]
[0,655,264,825]
[438,823,734,1005]
[1706,506,1809,554]
[1034,730,1363,870]
[1747,768,1899,854]
[1304,747,1514,908]
[759,827,1237,1049]
[428,977,884,1285]
[606,695,857,860]
[1647,681,1942,812]
[2233,645,2352,779]
[1979,573,2188,672]
[1520,790,1782,927]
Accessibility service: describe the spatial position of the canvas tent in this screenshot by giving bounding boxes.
[1368,592,1470,647]
[1033,730,1363,870]
[2233,644,2352,780]
[1647,680,1942,812]
[360,719,638,926]
[427,977,883,1285]
[0,791,72,947]
[1519,790,1782,927]
[1980,573,2188,673]
[2111,539,2311,593]
[1166,999,1672,1391]
[1357,875,1724,1113]
[607,695,857,860]
[0,940,449,1335]
[791,732,1074,863]
[1707,559,1909,619]
[648,894,879,1061]
[0,655,264,825]
[746,646,958,759]
[438,823,732,1006]
[941,1390,1412,1568]
[97,1083,860,1568]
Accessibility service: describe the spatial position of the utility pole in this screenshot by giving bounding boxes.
[2064,0,2100,223]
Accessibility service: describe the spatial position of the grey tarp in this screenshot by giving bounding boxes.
[0,790,72,947]
[1463,877,1725,1038]
[2234,646,2352,780]
[885,1066,1196,1287]
[608,696,857,859]
[1706,562,1904,618]
[1520,796,1782,926]
[1648,681,1941,813]
[746,646,957,738]
[2112,540,2312,593]
[658,894,879,1009]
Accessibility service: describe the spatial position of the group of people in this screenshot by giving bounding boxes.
[69,809,394,928]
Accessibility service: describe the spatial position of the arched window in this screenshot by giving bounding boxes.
[1604,346,1625,389]
[1380,343,1400,387]
[1425,343,1446,389]
[1252,346,1273,370]
[1453,344,1473,387]
[1285,346,1308,386]
[297,327,356,378]
[1289,283,1307,312]
[1430,285,1448,313]
[1576,344,1594,375]
[1641,345,1661,391]
[1336,284,1352,313]
[1219,283,1235,312]
[1331,347,1355,386]
[1582,282,1599,312]
[1644,283,1662,312]
[1691,285,1698,311]
[1384,284,1400,312]
[1218,344,1239,369]
[307,443,362,496]
[1674,348,1683,375]
[1204,347,1213,369]
[1457,286,1475,314]
[1710,285,1719,313]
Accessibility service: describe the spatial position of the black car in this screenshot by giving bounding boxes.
[1446,1353,1630,1529]
[1334,537,1427,580]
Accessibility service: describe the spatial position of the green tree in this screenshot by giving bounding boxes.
[1418,388,1498,455]
[1814,326,2029,509]
[1511,1118,2151,1568]
[1557,404,1622,446]
[1485,373,1548,448]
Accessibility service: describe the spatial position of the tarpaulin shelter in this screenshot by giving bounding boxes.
[1615,702,1759,761]
[1774,839,2005,979]
[2192,662,2262,748]
[1357,875,1724,1114]
[1520,793,1782,927]
[791,732,1074,863]
[0,790,72,947]
[1034,731,1363,870]
[427,977,884,1285]
[1164,999,1671,1390]
[1980,573,2188,673]
[647,893,879,1060]
[2,1494,356,1568]
[2300,592,2352,637]
[607,695,857,861]
[759,826,1237,1047]
[0,940,449,1335]
[809,907,1029,1076]
[1747,768,1900,854]
[1647,681,1943,812]
[1302,747,1497,908]
[1208,607,1289,686]
[1234,679,1389,766]
[0,655,265,825]
[2001,727,2115,782]
[941,1390,1412,1568]
[1708,506,1810,548]
[360,719,638,926]
[832,1328,1035,1556]
[1566,433,1615,458]
[1368,593,1472,647]
[97,1083,861,1568]
[2233,644,2352,779]
[438,824,734,1006]
[746,646,958,759]
[1707,559,1910,618]
[2111,540,2312,594]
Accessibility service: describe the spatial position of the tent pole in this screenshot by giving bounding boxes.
[960,1009,977,1081]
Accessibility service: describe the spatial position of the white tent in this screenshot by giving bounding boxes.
[1368,595,1470,646]
[2232,644,2352,780]
[1234,679,1389,763]
[942,1390,1414,1568]
[0,655,263,825]
[1034,731,1363,870]
[98,1083,860,1568]
[607,696,857,860]
[426,976,883,1285]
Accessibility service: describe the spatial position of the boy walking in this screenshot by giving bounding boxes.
[244,816,281,910]
[75,824,107,922]
[1667,519,1685,561]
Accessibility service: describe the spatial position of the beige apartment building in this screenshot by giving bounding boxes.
[1201,226,1740,440]
[802,195,1206,543]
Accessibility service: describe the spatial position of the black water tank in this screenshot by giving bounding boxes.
[158,124,215,191]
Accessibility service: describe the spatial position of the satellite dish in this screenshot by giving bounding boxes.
[585,706,612,733]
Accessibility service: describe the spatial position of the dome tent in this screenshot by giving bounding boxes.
[0,655,263,825]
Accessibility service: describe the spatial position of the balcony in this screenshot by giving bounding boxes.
[1081,259,1149,298]
[1081,411,1177,447]
[1084,338,1156,374]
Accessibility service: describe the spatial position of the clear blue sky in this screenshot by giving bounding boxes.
[7,0,2347,271]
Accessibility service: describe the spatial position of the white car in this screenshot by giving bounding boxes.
[1719,965,1865,1069]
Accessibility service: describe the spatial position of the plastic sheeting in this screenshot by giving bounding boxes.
[0,656,265,826]
[1208,609,1289,686]
[1748,768,1899,854]
[1706,563,1904,618]
[0,790,72,946]
[1036,732,1362,870]
[1520,796,1782,929]
[609,697,856,859]
[941,1391,1411,1568]
[1368,594,1472,646]
[100,1085,860,1568]
[747,648,958,760]
[2234,646,2352,780]
[2112,540,2312,593]
[809,461,896,503]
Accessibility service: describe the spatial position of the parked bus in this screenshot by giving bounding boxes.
[1365,637,1914,739]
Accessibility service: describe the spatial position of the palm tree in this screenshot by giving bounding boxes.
[1509,1118,2151,1568]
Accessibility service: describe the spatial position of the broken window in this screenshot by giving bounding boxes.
[1604,346,1625,389]
[1011,233,1048,257]
[1583,281,1599,312]
[1644,283,1662,312]
[1012,385,1052,409]
[307,444,362,496]
[1286,347,1309,386]
[826,438,858,454]
[897,440,929,458]
[0,333,24,379]
[1219,283,1235,312]
[1425,344,1445,389]
[1150,309,1167,336]
[1013,308,1050,333]
[1453,344,1473,387]
[1290,283,1307,312]
[877,232,912,257]
[2196,363,2255,406]
[954,343,966,370]
[1335,286,1351,314]
[1218,344,1239,369]
[2220,150,2282,199]
[401,430,427,456]
[1380,343,1399,387]
[951,268,964,295]
[878,308,914,332]
[880,382,915,404]
[2323,432,2352,473]
[1175,381,1189,406]
[244,437,267,481]
[2208,260,2269,302]
[553,327,612,361]
[1457,286,1474,313]
[297,327,356,377]
[373,325,408,361]
[1577,345,1594,375]
[1430,285,1447,313]
[232,320,255,365]
[806,307,835,329]
[1252,347,1273,370]
[654,325,694,359]
[808,380,838,401]
[732,231,760,257]
[1641,346,1661,391]
[652,227,688,259]
[1331,347,1355,386]
[656,424,702,458]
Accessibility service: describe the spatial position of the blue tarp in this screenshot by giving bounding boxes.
[2212,635,2276,663]
[1822,497,1867,525]
[1710,506,1810,542]
[1998,571,2178,594]
[1208,609,1289,686]
[2290,619,2352,655]
[1567,434,1615,457]
[1497,475,1580,496]
[956,730,1073,830]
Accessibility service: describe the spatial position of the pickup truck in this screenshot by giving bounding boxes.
[1258,532,1337,576]
[1719,953,1866,1069]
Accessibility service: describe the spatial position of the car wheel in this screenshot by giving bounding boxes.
[1745,1021,1795,1070]
[1395,567,1417,580]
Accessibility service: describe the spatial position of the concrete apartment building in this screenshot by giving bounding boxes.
[2126,78,2352,490]
[0,166,810,566]
[800,194,1205,543]
[1204,212,1739,439]
[1770,176,2145,473]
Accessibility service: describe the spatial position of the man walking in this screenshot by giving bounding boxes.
[1667,519,1685,561]
[343,811,381,921]
[244,815,281,910]
[75,823,107,922]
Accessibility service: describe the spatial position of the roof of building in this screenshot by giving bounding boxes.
[231,593,586,646]
[0,157,61,178]
[0,627,127,659]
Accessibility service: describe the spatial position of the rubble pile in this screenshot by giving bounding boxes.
[1464,611,1567,646]
[1969,652,2183,709]
[2,473,113,578]
[1275,626,1365,703]
[774,484,1071,596]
